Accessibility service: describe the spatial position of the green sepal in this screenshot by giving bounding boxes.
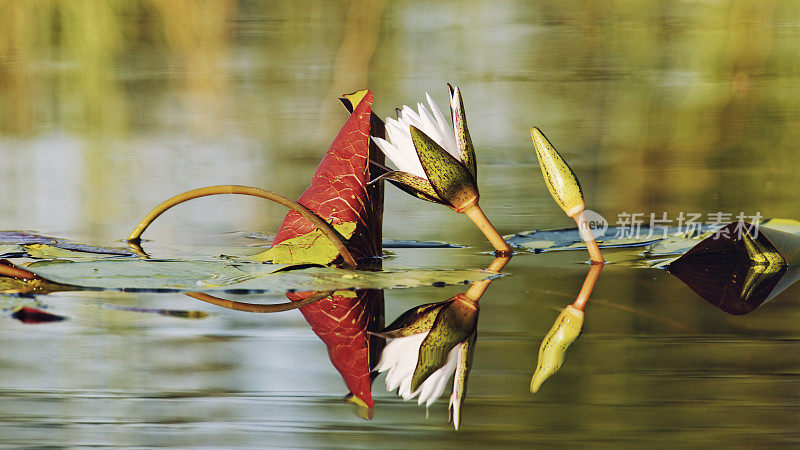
[251,221,357,265]
[448,84,477,180]
[411,299,479,392]
[369,170,445,205]
[449,330,476,430]
[370,302,445,338]
[411,126,479,211]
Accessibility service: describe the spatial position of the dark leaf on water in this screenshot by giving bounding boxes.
[11,306,66,324]
[667,222,800,314]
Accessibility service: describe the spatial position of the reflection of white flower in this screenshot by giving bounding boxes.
[377,332,460,407]
[373,295,478,429]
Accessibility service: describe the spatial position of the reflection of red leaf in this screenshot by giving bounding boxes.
[11,306,66,324]
[288,290,384,407]
[273,91,385,408]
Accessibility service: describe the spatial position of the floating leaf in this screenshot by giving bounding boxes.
[18,259,494,293]
[0,244,25,258]
[0,231,57,245]
[10,306,66,323]
[264,90,386,409]
[0,233,135,259]
[506,226,683,253]
[252,222,357,264]
[266,91,383,265]
[23,243,135,260]
[667,222,800,314]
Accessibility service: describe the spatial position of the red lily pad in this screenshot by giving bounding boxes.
[269,90,384,264]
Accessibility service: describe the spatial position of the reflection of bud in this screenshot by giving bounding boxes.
[530,305,584,394]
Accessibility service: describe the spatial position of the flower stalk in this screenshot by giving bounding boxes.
[464,255,511,301]
[574,211,605,265]
[571,261,603,310]
[462,204,512,256]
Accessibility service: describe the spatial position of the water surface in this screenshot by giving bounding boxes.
[1,1,800,447]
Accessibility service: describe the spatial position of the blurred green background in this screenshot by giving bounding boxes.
[1,1,800,447]
[2,0,799,244]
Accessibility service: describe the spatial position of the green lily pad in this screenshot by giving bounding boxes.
[0,244,25,258]
[506,224,723,253]
[22,259,496,294]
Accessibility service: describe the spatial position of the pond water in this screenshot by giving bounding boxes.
[2,1,800,447]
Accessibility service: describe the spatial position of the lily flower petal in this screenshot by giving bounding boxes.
[426,92,458,154]
[410,295,478,391]
[448,84,477,179]
[378,332,426,392]
[449,335,475,430]
[417,345,459,407]
[375,295,481,430]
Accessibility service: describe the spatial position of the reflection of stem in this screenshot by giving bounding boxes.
[572,210,604,264]
[185,290,334,313]
[464,256,511,302]
[463,204,512,255]
[127,185,357,268]
[571,263,603,310]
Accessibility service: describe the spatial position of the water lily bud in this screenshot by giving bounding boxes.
[530,305,584,393]
[530,127,585,218]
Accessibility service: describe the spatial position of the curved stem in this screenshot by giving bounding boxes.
[184,290,335,313]
[462,204,512,255]
[0,261,38,280]
[573,211,605,264]
[127,185,357,268]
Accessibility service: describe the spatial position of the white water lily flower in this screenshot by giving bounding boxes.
[369,84,479,213]
[373,93,461,179]
[368,85,512,255]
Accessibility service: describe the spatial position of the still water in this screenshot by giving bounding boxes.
[1,0,800,447]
